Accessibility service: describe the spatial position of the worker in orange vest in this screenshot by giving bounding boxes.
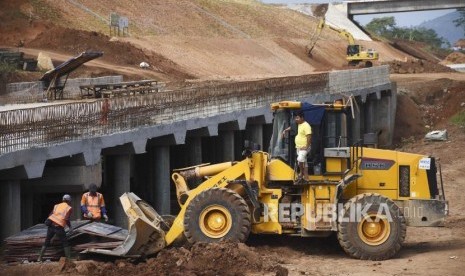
[80,183,108,222]
[37,194,73,262]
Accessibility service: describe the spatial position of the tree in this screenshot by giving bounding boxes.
[365,17,447,49]
[365,16,396,36]
[454,9,465,36]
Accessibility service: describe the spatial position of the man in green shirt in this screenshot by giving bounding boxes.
[283,111,312,182]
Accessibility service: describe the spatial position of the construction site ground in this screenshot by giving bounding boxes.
[2,0,465,275]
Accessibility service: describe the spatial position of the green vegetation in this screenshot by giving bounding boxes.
[365,16,449,49]
[451,111,465,127]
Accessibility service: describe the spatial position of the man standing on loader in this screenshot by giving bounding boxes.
[37,194,73,262]
[282,111,312,182]
[80,183,108,222]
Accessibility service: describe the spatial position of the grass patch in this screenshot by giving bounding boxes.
[451,111,465,127]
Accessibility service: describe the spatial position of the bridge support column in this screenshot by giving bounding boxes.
[222,130,235,161]
[188,137,202,165]
[249,124,263,150]
[113,154,131,228]
[21,190,34,230]
[0,180,21,239]
[364,90,396,147]
[154,146,171,215]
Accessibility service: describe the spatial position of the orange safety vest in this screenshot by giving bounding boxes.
[48,202,72,228]
[81,192,105,219]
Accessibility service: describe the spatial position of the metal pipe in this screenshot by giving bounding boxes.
[171,173,189,205]
[196,162,234,177]
[179,162,234,180]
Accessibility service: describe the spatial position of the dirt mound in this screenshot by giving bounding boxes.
[27,26,193,80]
[385,59,454,74]
[142,242,285,275]
[1,242,288,276]
[443,52,465,65]
[311,4,329,17]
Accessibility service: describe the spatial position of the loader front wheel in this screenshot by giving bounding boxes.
[184,188,251,243]
[337,193,406,260]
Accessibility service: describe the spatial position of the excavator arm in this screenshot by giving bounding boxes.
[307,17,356,55]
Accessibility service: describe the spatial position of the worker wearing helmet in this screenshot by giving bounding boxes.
[80,183,108,222]
[37,194,73,262]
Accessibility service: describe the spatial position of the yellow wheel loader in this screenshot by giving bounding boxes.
[89,100,447,261]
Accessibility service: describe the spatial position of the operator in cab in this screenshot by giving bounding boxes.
[282,111,312,183]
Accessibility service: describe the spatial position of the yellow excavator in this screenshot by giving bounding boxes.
[307,18,379,67]
[88,100,447,261]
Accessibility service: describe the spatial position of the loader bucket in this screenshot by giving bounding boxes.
[82,192,166,257]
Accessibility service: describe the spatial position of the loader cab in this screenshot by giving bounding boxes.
[269,101,352,173]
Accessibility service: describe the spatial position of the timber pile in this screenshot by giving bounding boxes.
[4,221,127,263]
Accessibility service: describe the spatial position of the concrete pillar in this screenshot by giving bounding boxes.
[0,180,21,239]
[188,137,202,165]
[222,130,235,161]
[351,97,362,144]
[154,146,170,215]
[366,97,375,134]
[250,124,263,150]
[21,190,34,230]
[113,155,131,228]
[367,91,396,147]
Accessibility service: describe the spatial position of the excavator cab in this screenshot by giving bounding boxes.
[347,45,361,57]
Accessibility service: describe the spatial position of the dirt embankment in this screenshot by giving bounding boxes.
[389,40,439,62]
[442,51,465,65]
[393,75,465,145]
[26,26,194,80]
[385,59,454,74]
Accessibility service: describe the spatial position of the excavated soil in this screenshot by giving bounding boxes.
[442,52,465,65]
[26,26,194,80]
[311,4,328,17]
[393,76,465,144]
[385,59,454,74]
[0,242,288,276]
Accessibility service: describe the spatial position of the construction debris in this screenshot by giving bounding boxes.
[4,221,127,263]
[425,130,448,141]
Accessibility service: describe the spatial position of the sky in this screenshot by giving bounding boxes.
[260,0,456,27]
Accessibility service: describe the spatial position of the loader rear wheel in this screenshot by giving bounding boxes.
[337,193,406,260]
[184,187,251,243]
